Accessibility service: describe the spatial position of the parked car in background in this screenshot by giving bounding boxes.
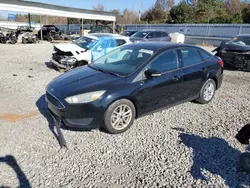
[121,30,138,37]
[16,26,38,44]
[129,30,171,43]
[50,33,131,71]
[0,31,7,44]
[38,25,72,42]
[213,35,250,71]
[46,42,224,134]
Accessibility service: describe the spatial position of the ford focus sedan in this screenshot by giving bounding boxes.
[46,42,224,134]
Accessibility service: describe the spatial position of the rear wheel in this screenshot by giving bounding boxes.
[196,79,216,104]
[103,99,136,134]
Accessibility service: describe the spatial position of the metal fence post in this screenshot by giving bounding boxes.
[239,25,242,35]
[207,25,211,37]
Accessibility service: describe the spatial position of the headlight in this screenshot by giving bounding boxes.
[66,57,77,64]
[65,90,106,104]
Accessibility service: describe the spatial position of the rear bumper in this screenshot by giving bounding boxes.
[217,71,223,90]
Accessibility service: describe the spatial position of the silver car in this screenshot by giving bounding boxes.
[129,30,171,43]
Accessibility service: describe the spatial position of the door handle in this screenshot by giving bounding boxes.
[173,76,181,81]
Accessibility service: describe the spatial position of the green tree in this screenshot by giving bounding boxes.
[242,6,250,23]
[168,2,195,23]
[142,4,167,23]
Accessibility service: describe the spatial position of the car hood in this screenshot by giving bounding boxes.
[48,66,125,99]
[222,42,250,52]
[54,43,84,52]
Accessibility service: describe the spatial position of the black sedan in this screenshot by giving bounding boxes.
[46,42,224,134]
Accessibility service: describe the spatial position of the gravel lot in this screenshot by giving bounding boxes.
[0,43,250,188]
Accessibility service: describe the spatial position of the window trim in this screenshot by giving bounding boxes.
[132,48,181,83]
[197,48,213,61]
[145,49,181,75]
[178,47,204,69]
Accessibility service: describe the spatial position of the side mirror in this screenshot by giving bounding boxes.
[146,35,151,39]
[145,69,161,78]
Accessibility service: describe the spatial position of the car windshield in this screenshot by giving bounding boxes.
[231,36,250,46]
[121,31,136,36]
[90,46,155,76]
[75,36,99,49]
[131,31,149,38]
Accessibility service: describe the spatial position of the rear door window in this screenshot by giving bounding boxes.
[198,49,212,61]
[161,32,167,37]
[154,32,162,38]
[180,48,202,67]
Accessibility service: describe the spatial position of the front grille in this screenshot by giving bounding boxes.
[52,54,64,62]
[46,91,65,109]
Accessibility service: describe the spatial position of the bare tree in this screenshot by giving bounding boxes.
[123,9,139,24]
[225,0,241,14]
[155,0,175,11]
[93,3,105,11]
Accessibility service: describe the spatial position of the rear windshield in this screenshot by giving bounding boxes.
[232,36,250,46]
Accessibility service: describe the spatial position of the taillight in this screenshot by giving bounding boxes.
[218,59,224,67]
[169,37,172,42]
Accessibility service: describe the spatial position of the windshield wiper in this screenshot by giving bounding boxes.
[88,65,119,77]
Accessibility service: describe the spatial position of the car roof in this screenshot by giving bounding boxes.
[87,33,129,40]
[237,34,250,37]
[123,42,195,51]
[138,30,167,32]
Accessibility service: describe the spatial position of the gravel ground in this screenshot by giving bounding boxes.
[0,43,250,188]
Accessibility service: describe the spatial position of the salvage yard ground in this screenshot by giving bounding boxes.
[0,43,250,187]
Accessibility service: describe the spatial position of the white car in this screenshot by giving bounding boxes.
[50,33,131,70]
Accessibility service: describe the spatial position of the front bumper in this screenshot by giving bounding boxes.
[46,97,104,130]
[220,52,250,70]
[50,59,67,69]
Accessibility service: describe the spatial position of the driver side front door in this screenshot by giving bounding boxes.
[134,49,185,115]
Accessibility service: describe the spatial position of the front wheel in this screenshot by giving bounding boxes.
[196,79,216,104]
[103,99,136,134]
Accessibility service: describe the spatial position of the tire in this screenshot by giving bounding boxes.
[196,79,216,104]
[103,99,136,134]
[22,38,27,44]
[48,37,53,42]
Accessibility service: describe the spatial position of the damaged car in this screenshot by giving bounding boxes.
[213,35,250,71]
[50,33,131,71]
[16,26,38,44]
